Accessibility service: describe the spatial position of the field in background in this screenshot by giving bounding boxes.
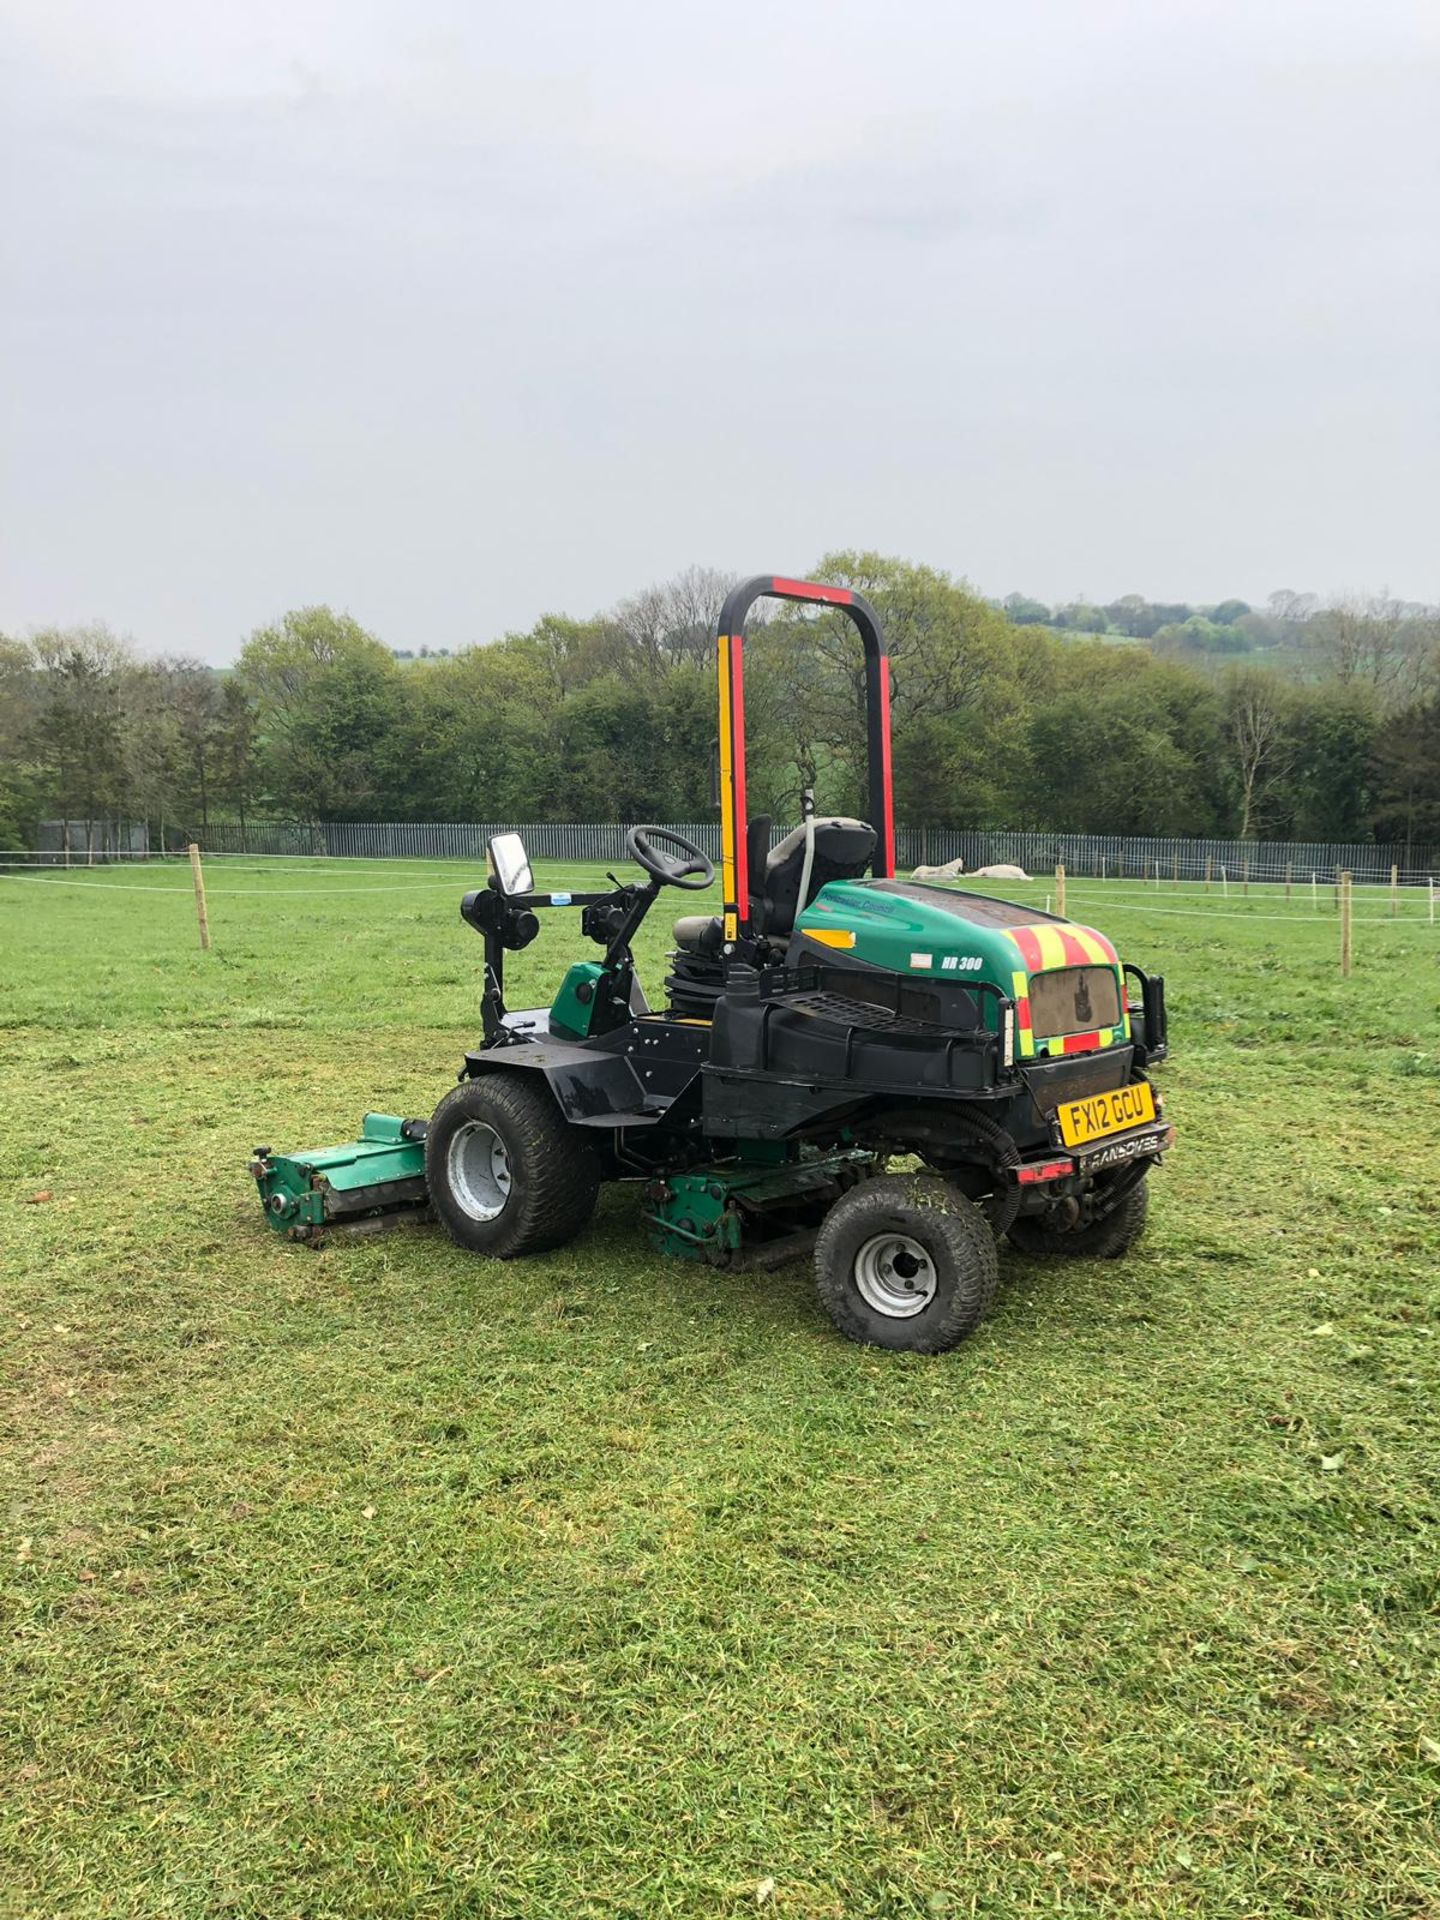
[3,859,1439,1917]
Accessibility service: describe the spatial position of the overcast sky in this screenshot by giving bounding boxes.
[2,0,1437,663]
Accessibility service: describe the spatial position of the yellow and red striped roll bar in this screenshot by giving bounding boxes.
[715,575,896,943]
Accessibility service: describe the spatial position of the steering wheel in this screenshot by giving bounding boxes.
[626,826,716,892]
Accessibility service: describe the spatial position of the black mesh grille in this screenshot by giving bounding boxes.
[787,993,955,1038]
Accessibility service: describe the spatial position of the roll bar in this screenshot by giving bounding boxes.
[715,575,896,943]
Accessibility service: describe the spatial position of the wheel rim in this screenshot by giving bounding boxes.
[447,1120,513,1221]
[853,1231,937,1318]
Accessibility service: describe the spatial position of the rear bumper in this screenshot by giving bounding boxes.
[1013,1119,1175,1191]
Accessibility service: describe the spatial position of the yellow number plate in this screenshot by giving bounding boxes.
[1056,1081,1157,1149]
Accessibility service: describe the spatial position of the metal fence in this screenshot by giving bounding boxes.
[17,819,1437,883]
[173,820,1439,884]
[31,819,150,860]
[897,828,1439,885]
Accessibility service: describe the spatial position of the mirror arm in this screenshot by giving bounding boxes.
[461,887,509,1042]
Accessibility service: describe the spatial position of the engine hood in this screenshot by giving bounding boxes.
[792,877,1129,1059]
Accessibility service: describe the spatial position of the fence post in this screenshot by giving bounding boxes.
[1285,859,1292,902]
[1340,871,1352,977]
[188,842,212,952]
[1204,856,1212,892]
[1056,862,1066,917]
[1243,856,1249,897]
[1221,863,1228,898]
[1311,871,1318,912]
[1431,877,1436,925]
[1391,863,1399,917]
[1172,849,1179,886]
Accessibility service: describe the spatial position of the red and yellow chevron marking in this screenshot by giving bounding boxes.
[1009,922,1117,972]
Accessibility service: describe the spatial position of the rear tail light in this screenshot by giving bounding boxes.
[1016,1159,1075,1185]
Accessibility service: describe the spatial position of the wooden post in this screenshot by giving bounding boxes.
[1100,854,1106,881]
[1340,870,1352,977]
[1056,862,1067,917]
[1221,863,1228,898]
[1204,856,1212,892]
[1285,859,1292,901]
[1172,849,1179,886]
[1391,863,1399,917]
[188,841,211,952]
[1311,870,1318,911]
[1430,877,1436,925]
[1243,856,1249,897]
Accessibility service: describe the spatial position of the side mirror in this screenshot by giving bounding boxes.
[487,832,534,898]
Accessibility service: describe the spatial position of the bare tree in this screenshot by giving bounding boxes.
[1310,592,1440,702]
[612,566,740,672]
[1267,588,1317,626]
[1224,670,1293,839]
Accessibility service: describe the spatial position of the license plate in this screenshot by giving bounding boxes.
[1055,1081,1156,1149]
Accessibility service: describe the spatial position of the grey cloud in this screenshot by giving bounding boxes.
[1,0,1436,658]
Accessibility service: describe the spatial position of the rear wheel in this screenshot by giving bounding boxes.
[1008,1175,1149,1260]
[426,1074,599,1257]
[814,1173,998,1354]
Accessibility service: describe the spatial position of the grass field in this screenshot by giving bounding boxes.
[3,857,1439,1918]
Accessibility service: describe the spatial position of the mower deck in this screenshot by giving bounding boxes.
[250,1113,430,1241]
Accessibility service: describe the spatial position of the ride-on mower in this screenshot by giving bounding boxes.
[252,574,1172,1353]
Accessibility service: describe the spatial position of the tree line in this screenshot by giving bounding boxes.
[3,554,1437,855]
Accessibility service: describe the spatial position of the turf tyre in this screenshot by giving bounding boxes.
[814,1172,998,1354]
[1008,1175,1149,1260]
[426,1074,599,1258]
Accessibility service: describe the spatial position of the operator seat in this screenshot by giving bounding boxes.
[672,815,877,953]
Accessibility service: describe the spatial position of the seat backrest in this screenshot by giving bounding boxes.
[757,817,876,937]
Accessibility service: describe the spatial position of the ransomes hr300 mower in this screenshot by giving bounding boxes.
[252,574,1172,1354]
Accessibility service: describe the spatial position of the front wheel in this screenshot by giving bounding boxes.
[1008,1175,1149,1260]
[814,1173,998,1354]
[426,1074,599,1258]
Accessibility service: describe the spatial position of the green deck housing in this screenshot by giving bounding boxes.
[251,1113,428,1240]
[642,1144,879,1265]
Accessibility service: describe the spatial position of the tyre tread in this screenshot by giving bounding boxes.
[814,1172,998,1354]
[427,1074,599,1257]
